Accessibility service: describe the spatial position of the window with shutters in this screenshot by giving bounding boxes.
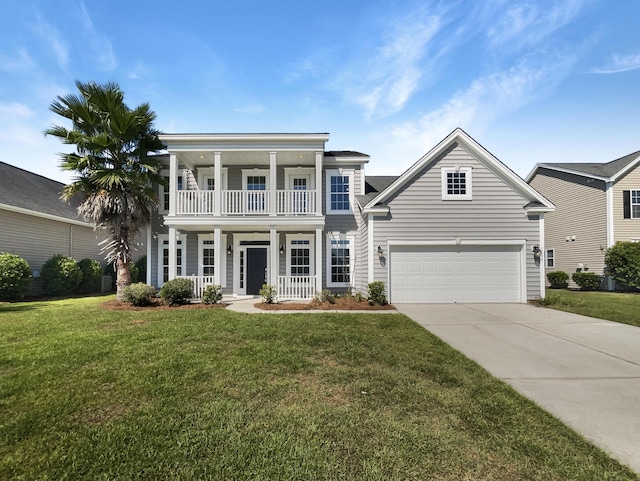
[623,190,640,219]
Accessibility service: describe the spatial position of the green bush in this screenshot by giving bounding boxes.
[122,282,157,306]
[571,272,602,291]
[367,281,388,306]
[135,255,147,284]
[314,289,335,304]
[547,271,569,289]
[77,258,103,294]
[41,254,82,297]
[159,278,193,306]
[0,253,32,300]
[259,284,277,304]
[202,284,223,304]
[106,261,139,290]
[605,242,640,291]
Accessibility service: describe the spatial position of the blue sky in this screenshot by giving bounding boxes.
[2,0,640,183]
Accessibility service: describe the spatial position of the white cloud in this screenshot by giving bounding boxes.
[33,14,69,69]
[234,104,266,114]
[592,52,640,74]
[488,0,588,49]
[79,2,117,71]
[0,48,36,72]
[128,60,150,80]
[0,102,34,119]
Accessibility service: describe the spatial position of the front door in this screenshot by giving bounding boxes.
[246,248,267,295]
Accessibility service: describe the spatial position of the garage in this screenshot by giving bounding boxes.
[389,244,523,303]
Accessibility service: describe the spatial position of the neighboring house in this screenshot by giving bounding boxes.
[527,149,640,288]
[0,162,106,294]
[152,128,554,303]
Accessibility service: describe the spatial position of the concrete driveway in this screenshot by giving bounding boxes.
[396,303,640,473]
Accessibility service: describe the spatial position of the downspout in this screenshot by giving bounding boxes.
[605,182,614,290]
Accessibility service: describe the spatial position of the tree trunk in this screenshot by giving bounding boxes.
[115,259,132,301]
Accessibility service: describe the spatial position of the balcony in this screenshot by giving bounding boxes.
[175,190,317,216]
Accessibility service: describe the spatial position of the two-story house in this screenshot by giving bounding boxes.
[527,149,640,288]
[147,129,554,303]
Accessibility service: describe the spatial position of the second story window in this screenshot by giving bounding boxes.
[161,175,182,212]
[326,169,354,214]
[247,176,266,191]
[441,167,472,200]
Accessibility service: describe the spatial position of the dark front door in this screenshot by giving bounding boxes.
[246,248,267,295]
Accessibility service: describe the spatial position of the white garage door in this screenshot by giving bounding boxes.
[390,245,522,303]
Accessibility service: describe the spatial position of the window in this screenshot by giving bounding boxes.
[202,239,215,275]
[157,236,186,286]
[160,174,183,212]
[326,234,354,287]
[286,235,315,277]
[633,190,640,218]
[326,169,354,214]
[545,249,555,268]
[197,234,227,285]
[441,167,472,200]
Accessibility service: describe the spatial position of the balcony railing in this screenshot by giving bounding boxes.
[174,190,317,216]
[277,275,317,300]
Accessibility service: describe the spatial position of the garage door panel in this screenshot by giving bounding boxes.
[390,245,522,303]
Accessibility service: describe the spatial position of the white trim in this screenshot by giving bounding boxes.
[160,133,330,144]
[366,128,554,211]
[540,215,546,299]
[285,233,315,276]
[232,233,272,296]
[0,203,93,227]
[197,167,228,190]
[326,233,355,287]
[606,182,614,246]
[525,164,609,183]
[545,249,555,268]
[610,154,640,182]
[367,214,374,283]
[441,166,472,200]
[242,168,270,190]
[284,167,315,190]
[325,169,355,214]
[163,216,325,227]
[197,233,227,287]
[157,234,187,287]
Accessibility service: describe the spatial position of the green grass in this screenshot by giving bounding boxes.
[1,296,637,480]
[541,289,640,327]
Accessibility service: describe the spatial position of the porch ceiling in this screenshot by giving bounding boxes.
[178,150,318,168]
[171,222,325,233]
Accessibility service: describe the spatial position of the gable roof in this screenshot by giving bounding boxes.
[356,176,399,207]
[525,149,640,183]
[363,128,554,213]
[0,162,89,226]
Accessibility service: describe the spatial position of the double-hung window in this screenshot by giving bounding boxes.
[545,249,555,268]
[441,167,472,200]
[160,174,183,213]
[326,234,354,287]
[326,169,354,214]
[285,235,314,278]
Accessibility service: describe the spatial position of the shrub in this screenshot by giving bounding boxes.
[314,289,335,304]
[605,242,640,291]
[77,258,103,294]
[0,253,32,300]
[135,255,147,283]
[571,272,602,291]
[41,254,82,296]
[159,278,194,306]
[534,292,586,308]
[367,281,388,306]
[202,284,223,304]
[106,261,139,290]
[547,271,569,289]
[122,283,157,306]
[259,284,277,304]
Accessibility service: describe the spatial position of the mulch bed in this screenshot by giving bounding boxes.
[101,299,227,311]
[256,298,395,311]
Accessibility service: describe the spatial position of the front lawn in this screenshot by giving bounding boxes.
[542,289,640,327]
[1,296,636,480]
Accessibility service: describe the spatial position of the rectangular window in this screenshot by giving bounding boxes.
[546,249,555,268]
[326,170,354,214]
[632,190,640,218]
[162,175,183,212]
[202,239,215,276]
[441,167,472,200]
[290,239,310,276]
[247,176,266,190]
[327,236,353,286]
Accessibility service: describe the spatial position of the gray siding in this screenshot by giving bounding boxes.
[373,144,542,300]
[1,209,103,294]
[612,169,640,242]
[529,169,607,280]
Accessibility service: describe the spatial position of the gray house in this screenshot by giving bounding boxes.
[527,149,640,287]
[0,162,105,294]
[151,128,554,303]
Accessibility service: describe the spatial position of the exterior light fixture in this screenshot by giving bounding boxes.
[227,245,233,256]
[532,245,542,259]
[377,245,384,258]
[280,244,285,255]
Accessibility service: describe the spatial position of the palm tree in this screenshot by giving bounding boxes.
[45,80,165,300]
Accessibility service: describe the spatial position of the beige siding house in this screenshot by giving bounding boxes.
[0,162,105,294]
[526,149,640,288]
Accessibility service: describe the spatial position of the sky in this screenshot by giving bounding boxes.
[1,0,640,184]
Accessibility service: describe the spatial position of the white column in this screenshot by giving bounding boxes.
[539,214,545,300]
[316,227,323,291]
[270,151,277,216]
[367,214,374,283]
[270,226,278,286]
[168,226,177,280]
[315,151,323,216]
[146,226,152,284]
[169,153,178,216]
[214,152,222,216]
[214,227,222,285]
